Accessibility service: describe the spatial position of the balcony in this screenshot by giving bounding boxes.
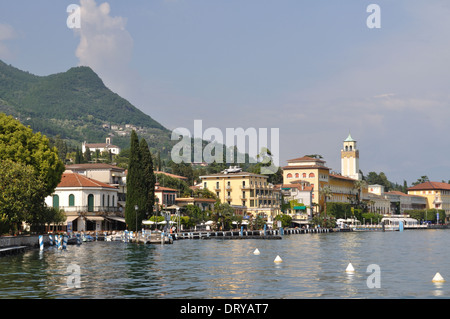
[56,206,121,213]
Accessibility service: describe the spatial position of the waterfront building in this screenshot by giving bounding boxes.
[384,191,427,214]
[44,172,124,232]
[282,134,369,217]
[82,137,121,155]
[276,182,313,226]
[66,163,127,203]
[154,183,178,210]
[407,181,450,218]
[282,156,330,210]
[199,167,281,220]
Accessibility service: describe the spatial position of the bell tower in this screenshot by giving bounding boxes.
[341,133,362,180]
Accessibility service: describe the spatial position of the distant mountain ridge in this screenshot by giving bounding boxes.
[0,60,172,152]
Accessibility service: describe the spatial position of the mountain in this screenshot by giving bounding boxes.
[0,60,172,153]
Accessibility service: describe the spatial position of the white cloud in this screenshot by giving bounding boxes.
[0,23,17,59]
[73,0,138,98]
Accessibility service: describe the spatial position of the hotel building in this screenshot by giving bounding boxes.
[199,167,281,219]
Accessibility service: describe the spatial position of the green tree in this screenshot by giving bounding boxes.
[0,160,46,234]
[125,131,156,231]
[140,138,155,219]
[274,214,292,228]
[125,130,143,231]
[83,146,91,163]
[412,176,430,186]
[0,113,65,197]
[320,185,333,217]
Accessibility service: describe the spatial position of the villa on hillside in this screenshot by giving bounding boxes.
[82,137,121,155]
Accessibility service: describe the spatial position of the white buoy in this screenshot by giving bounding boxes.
[346,263,355,272]
[432,272,445,283]
[274,255,283,263]
[253,248,260,255]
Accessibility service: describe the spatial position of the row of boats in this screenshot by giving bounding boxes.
[337,217,428,232]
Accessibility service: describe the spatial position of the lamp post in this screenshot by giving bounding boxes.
[135,205,138,233]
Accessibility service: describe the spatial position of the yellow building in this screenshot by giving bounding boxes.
[407,181,450,218]
[282,156,331,210]
[282,134,369,215]
[199,167,281,219]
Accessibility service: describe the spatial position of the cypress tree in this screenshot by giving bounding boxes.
[140,139,155,219]
[125,130,143,231]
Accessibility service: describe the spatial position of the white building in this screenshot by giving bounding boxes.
[82,137,121,155]
[45,172,125,232]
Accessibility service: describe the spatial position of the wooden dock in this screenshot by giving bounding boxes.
[0,246,27,256]
[173,228,331,240]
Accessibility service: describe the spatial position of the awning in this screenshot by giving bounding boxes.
[293,206,306,210]
[85,216,105,221]
[65,216,79,223]
[106,216,126,223]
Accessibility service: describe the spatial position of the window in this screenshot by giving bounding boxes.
[242,191,246,198]
[53,195,59,209]
[204,182,207,189]
[303,173,306,178]
[69,194,75,207]
[287,173,293,178]
[295,173,299,178]
[216,182,219,189]
[309,173,315,178]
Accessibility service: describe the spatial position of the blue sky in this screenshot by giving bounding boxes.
[1,1,450,185]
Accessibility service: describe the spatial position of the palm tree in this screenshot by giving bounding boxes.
[320,185,333,218]
[353,179,368,208]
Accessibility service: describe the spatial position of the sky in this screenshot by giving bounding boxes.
[1,0,450,185]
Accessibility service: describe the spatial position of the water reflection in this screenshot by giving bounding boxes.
[2,230,450,298]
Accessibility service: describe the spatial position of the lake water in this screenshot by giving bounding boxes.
[1,229,450,299]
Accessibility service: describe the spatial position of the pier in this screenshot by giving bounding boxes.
[174,227,332,240]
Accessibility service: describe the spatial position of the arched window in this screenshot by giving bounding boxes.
[302,173,306,178]
[345,146,348,151]
[295,173,299,178]
[287,173,293,178]
[69,194,75,207]
[349,145,353,151]
[309,173,315,178]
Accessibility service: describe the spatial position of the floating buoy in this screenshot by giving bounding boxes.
[346,263,355,272]
[274,255,283,263]
[253,248,260,255]
[432,272,445,283]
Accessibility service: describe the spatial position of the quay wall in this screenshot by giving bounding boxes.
[0,235,48,248]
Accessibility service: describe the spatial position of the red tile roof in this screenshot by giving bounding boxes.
[408,181,450,191]
[154,185,178,192]
[282,165,330,170]
[57,173,117,189]
[66,163,125,171]
[329,174,357,181]
[287,156,325,163]
[155,171,188,180]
